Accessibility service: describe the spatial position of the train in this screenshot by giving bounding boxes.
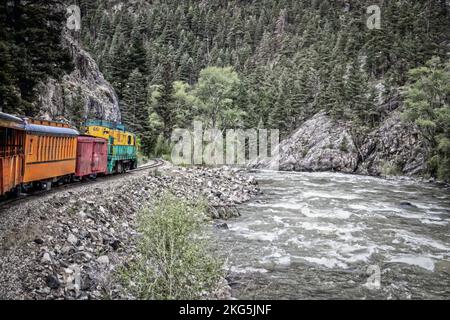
[0,112,137,196]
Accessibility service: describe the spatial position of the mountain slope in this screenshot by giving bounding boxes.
[0,1,121,125]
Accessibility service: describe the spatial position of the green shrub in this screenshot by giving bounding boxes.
[137,152,149,164]
[427,155,450,182]
[437,158,450,182]
[340,136,349,153]
[381,161,402,176]
[153,134,172,158]
[118,193,223,300]
[302,148,309,157]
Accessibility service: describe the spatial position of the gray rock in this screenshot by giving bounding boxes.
[80,274,94,291]
[41,252,52,264]
[34,238,44,245]
[67,234,78,246]
[109,240,121,251]
[96,255,109,265]
[400,201,418,209]
[215,222,229,230]
[45,275,60,289]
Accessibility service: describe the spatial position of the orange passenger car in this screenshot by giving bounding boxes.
[0,112,26,195]
[22,119,79,187]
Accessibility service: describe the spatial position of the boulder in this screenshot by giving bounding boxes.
[255,112,358,173]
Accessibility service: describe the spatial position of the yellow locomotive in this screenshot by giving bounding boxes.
[83,120,137,173]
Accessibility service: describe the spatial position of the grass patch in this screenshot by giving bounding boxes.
[118,193,223,299]
[381,161,402,176]
[339,136,349,153]
[137,152,150,165]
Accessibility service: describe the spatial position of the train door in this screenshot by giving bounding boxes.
[92,140,102,172]
[109,137,114,155]
[0,127,25,195]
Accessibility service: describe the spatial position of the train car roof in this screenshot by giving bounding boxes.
[77,135,108,142]
[25,124,79,137]
[85,119,129,133]
[0,112,26,130]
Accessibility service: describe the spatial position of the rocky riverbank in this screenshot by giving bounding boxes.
[0,166,260,300]
[255,112,431,178]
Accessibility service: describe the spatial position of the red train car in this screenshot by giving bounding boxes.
[75,136,108,178]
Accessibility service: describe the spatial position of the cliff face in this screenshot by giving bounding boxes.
[256,113,359,173]
[358,112,431,176]
[35,35,121,123]
[255,112,431,177]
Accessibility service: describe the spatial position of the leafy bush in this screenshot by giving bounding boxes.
[119,193,223,300]
[153,134,172,158]
[430,155,450,182]
[402,57,450,181]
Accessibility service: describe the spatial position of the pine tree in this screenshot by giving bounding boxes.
[0,0,73,116]
[345,58,371,124]
[122,69,146,133]
[122,69,152,155]
[0,41,20,114]
[128,27,147,74]
[403,57,450,180]
[152,61,176,139]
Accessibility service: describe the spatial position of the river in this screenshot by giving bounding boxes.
[215,171,450,299]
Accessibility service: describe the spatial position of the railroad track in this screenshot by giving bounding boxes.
[131,158,165,172]
[0,159,165,210]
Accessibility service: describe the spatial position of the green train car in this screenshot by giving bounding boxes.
[83,120,138,173]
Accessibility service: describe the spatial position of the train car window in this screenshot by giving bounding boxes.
[29,138,33,155]
[50,136,53,160]
[62,137,66,159]
[46,136,49,160]
[0,128,6,157]
[48,136,51,160]
[54,137,57,160]
[70,137,74,157]
[40,136,43,161]
[0,128,5,157]
[128,135,131,145]
[37,136,40,162]
[52,137,54,160]
[57,137,60,160]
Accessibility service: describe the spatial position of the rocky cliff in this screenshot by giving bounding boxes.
[255,112,431,177]
[35,35,121,123]
[357,112,431,176]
